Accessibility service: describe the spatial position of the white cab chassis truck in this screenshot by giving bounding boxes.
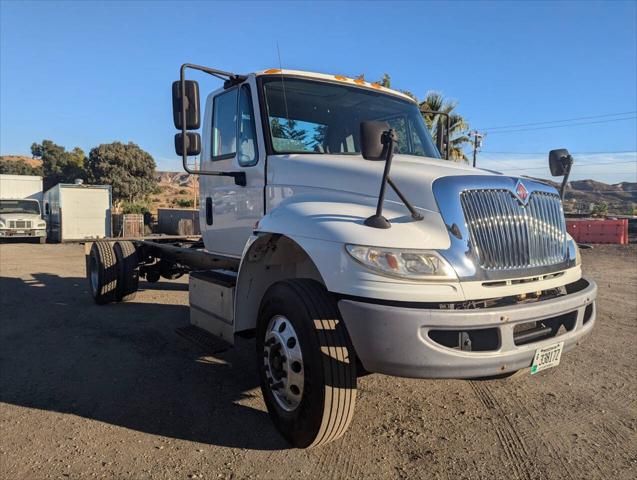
[0,174,47,243]
[87,65,597,448]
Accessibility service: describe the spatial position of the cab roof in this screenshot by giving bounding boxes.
[254,69,416,103]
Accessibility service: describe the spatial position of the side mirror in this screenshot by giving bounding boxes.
[549,148,573,176]
[360,121,391,160]
[175,132,201,156]
[172,80,200,130]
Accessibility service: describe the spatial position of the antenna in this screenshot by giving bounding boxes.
[277,42,291,126]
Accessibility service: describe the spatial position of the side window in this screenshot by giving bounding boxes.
[237,85,258,166]
[211,88,238,159]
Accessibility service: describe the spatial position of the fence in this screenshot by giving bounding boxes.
[112,213,145,238]
[566,219,629,245]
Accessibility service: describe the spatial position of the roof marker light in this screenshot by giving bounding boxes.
[334,75,348,81]
[371,82,382,89]
[264,68,282,74]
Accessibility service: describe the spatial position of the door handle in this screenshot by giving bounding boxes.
[205,197,213,225]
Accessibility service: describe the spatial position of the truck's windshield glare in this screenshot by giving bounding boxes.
[262,77,441,158]
[0,199,41,215]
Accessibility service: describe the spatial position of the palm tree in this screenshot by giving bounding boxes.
[419,92,470,162]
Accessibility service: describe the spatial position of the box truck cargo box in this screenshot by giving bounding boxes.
[43,184,112,242]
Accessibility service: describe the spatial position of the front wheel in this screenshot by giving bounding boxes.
[257,279,357,448]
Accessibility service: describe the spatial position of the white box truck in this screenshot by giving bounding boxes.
[0,174,47,243]
[85,65,597,448]
[43,183,112,242]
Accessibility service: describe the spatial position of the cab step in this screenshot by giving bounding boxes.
[189,269,237,344]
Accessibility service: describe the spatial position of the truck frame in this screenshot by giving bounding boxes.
[86,64,597,448]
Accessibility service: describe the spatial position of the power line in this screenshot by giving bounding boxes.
[484,116,636,135]
[481,150,637,155]
[483,111,637,131]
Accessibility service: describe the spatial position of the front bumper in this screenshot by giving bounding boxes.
[0,229,46,238]
[338,277,597,379]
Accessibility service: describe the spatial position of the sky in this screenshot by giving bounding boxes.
[1,0,636,184]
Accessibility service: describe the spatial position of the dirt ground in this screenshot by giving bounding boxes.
[0,243,635,480]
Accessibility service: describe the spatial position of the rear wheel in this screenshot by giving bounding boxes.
[257,279,357,448]
[113,241,139,302]
[88,241,118,305]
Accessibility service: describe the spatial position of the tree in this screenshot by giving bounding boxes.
[30,140,88,189]
[86,142,156,204]
[419,92,470,162]
[591,202,608,217]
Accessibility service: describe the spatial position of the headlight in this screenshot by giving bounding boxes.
[37,221,46,228]
[0,220,5,228]
[345,245,456,280]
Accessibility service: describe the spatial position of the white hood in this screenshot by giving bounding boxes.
[268,153,493,213]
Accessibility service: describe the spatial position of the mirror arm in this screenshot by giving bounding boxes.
[559,155,573,200]
[180,63,248,186]
[365,130,424,229]
[364,130,395,229]
[420,109,451,160]
[386,177,424,221]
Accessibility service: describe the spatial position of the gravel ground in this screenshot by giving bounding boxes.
[0,243,635,479]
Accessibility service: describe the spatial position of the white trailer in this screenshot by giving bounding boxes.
[43,183,112,242]
[86,65,597,449]
[0,174,46,242]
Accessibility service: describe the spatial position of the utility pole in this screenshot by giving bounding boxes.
[470,130,484,167]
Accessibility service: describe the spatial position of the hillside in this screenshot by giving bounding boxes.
[150,171,198,210]
[0,155,42,168]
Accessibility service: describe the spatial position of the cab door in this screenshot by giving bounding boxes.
[199,77,265,257]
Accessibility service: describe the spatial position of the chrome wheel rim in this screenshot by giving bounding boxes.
[89,254,99,293]
[263,315,304,412]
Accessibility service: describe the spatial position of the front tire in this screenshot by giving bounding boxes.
[257,279,357,448]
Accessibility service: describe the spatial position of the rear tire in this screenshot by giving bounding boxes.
[88,241,118,305]
[114,241,139,302]
[257,279,357,448]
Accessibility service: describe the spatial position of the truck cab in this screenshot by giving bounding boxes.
[87,66,597,448]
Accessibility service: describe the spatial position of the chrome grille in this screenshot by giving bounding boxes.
[461,190,567,270]
[8,220,32,229]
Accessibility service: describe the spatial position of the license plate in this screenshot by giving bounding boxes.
[531,341,564,374]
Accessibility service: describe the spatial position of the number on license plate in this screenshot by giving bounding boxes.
[531,341,564,374]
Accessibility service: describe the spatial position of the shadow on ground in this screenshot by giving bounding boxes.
[0,273,286,451]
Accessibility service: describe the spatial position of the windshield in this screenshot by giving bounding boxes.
[262,77,441,158]
[0,199,41,215]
